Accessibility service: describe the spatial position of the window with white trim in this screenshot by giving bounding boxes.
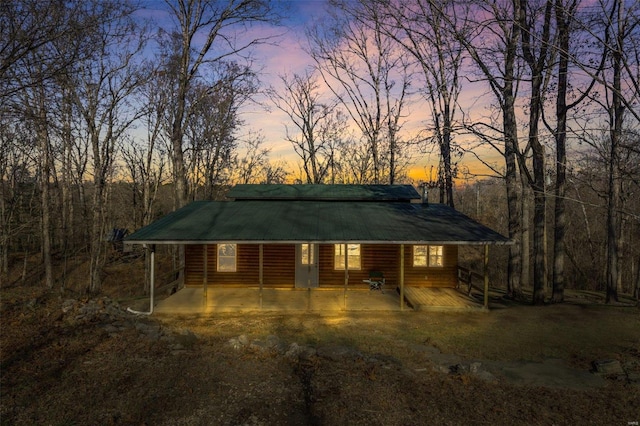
[217,243,237,272]
[334,244,361,270]
[413,245,443,267]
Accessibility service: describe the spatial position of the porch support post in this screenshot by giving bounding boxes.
[483,244,489,310]
[203,245,208,303]
[343,243,348,310]
[400,244,405,311]
[259,244,263,310]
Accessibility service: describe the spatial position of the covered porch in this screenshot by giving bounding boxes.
[149,285,484,314]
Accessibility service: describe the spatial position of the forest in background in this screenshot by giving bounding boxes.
[1,0,639,303]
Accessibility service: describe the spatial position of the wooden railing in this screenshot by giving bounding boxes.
[457,266,485,296]
[155,267,183,295]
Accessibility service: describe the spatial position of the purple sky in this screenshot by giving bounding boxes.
[136,0,502,183]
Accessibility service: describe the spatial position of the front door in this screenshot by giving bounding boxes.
[295,243,319,288]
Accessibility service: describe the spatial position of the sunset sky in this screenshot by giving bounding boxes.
[140,0,506,184]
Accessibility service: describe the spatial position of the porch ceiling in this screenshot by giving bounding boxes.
[125,200,512,246]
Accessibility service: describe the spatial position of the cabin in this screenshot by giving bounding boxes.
[124,184,510,312]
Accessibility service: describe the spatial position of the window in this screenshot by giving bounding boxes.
[301,243,315,265]
[335,244,361,270]
[217,243,237,272]
[413,245,443,267]
[429,245,443,266]
[413,245,428,267]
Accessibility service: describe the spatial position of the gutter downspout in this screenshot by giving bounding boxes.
[128,244,155,315]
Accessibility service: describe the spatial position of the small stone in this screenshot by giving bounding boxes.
[265,335,287,353]
[227,338,242,350]
[284,343,316,360]
[593,359,624,375]
[475,370,497,383]
[249,340,267,351]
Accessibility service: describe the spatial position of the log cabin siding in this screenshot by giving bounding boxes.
[318,244,400,287]
[185,244,295,288]
[403,245,458,287]
[263,244,295,287]
[185,243,458,288]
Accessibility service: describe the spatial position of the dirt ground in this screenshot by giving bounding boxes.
[1,283,639,426]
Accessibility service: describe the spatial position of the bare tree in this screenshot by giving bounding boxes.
[574,0,640,302]
[366,0,466,205]
[185,62,257,199]
[602,0,639,303]
[434,0,526,299]
[163,0,277,208]
[60,1,147,292]
[267,71,339,183]
[308,0,412,184]
[547,0,607,302]
[0,118,39,284]
[0,0,97,100]
[2,0,102,288]
[231,132,287,184]
[517,0,556,304]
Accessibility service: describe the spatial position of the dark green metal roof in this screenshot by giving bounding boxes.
[125,200,511,245]
[227,184,421,201]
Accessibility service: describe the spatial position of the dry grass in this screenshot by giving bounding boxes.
[2,262,639,425]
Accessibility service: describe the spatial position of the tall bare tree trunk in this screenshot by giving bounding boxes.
[171,74,189,209]
[37,97,54,289]
[443,0,524,297]
[551,0,571,303]
[505,90,523,300]
[520,0,553,304]
[605,0,626,304]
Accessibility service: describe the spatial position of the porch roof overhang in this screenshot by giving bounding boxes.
[125,200,512,246]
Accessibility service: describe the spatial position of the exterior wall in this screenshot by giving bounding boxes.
[185,244,295,288]
[184,243,458,288]
[319,243,399,287]
[403,245,458,287]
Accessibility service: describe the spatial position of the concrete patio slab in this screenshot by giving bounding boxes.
[153,287,403,315]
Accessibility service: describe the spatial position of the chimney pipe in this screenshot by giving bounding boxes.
[421,184,428,205]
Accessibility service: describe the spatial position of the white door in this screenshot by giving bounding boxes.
[295,243,319,288]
